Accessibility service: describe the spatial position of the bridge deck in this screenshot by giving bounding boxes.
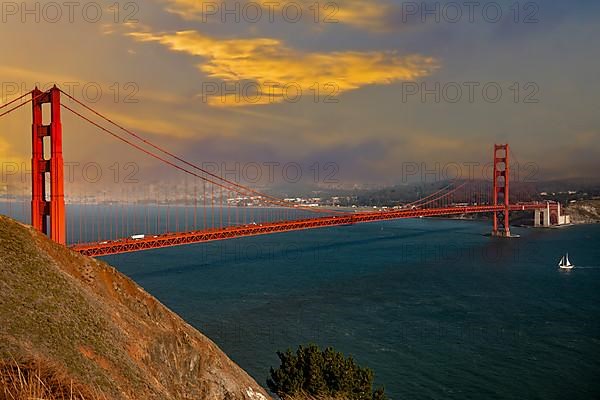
[70,204,544,257]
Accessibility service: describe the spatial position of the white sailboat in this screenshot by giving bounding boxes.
[558,253,574,269]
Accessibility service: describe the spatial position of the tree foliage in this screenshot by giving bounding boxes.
[267,344,388,400]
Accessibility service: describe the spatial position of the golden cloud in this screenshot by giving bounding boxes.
[129,30,438,107]
[329,1,394,32]
[161,0,393,31]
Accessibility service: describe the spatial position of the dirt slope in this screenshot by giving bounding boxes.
[0,215,271,400]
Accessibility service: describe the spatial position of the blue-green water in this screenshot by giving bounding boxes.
[99,219,599,399]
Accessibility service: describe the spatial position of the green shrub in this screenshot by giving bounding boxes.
[267,344,388,400]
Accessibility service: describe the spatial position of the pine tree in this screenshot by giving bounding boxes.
[267,344,388,400]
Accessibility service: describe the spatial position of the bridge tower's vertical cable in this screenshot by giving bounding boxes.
[123,192,126,237]
[99,202,102,243]
[156,200,159,235]
[235,192,239,225]
[175,191,179,233]
[194,184,198,230]
[483,182,486,204]
[184,177,187,232]
[95,205,98,242]
[482,182,485,205]
[111,203,115,240]
[119,202,123,239]
[79,203,82,244]
[90,204,93,242]
[211,184,215,229]
[469,182,472,204]
[81,203,84,243]
[203,180,207,230]
[220,183,223,229]
[228,190,231,227]
[67,205,71,245]
[166,191,170,233]
[133,197,137,235]
[103,196,107,242]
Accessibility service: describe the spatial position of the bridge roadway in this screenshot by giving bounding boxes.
[70,204,544,257]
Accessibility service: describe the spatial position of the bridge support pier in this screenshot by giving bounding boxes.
[534,205,551,227]
[492,144,511,237]
[534,202,570,227]
[31,86,65,245]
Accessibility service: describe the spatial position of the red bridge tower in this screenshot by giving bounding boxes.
[492,144,511,237]
[31,86,66,245]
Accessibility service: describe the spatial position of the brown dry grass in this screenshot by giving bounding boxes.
[0,358,106,400]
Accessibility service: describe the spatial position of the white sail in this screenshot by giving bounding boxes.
[559,253,574,269]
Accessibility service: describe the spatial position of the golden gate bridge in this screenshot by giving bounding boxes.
[0,86,562,257]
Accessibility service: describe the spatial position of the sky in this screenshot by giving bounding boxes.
[1,0,599,191]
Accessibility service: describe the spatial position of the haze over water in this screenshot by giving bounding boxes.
[98,217,600,399]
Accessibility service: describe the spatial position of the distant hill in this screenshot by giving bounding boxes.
[0,215,271,400]
[566,200,600,224]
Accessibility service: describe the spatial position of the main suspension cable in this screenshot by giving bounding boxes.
[59,89,347,214]
[0,91,47,119]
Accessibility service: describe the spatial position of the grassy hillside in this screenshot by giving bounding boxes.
[0,215,270,400]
